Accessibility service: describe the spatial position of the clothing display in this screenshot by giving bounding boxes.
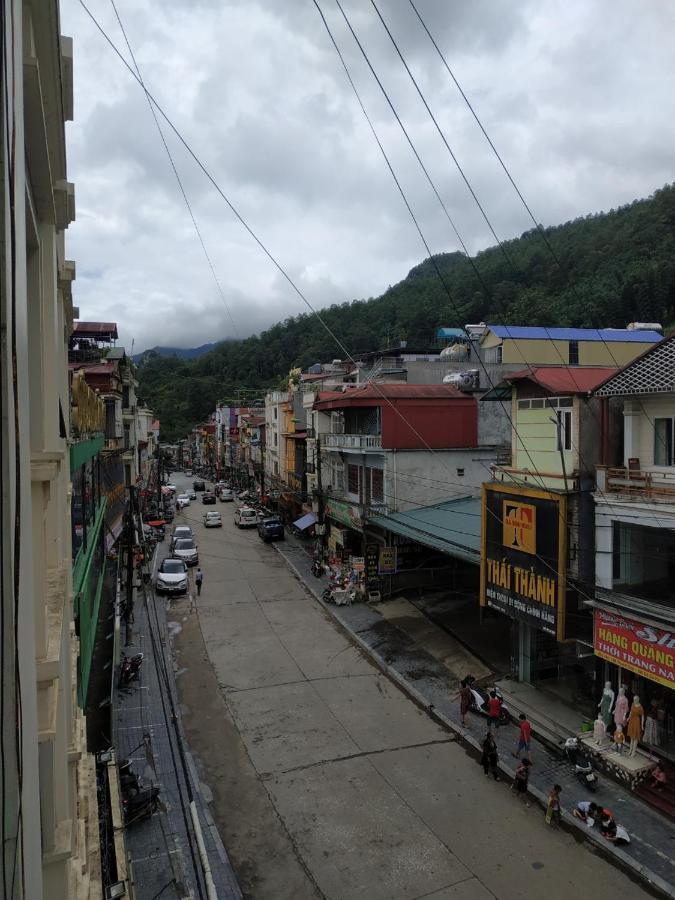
[613,691,629,727]
[643,713,659,746]
[599,685,615,728]
[626,702,644,742]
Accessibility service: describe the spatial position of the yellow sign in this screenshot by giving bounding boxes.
[503,500,536,555]
[71,370,105,435]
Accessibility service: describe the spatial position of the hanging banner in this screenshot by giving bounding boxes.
[480,484,567,640]
[594,609,675,689]
[378,547,397,575]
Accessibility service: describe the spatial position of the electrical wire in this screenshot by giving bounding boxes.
[108,0,238,340]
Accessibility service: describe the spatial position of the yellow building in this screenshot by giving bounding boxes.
[480,324,661,367]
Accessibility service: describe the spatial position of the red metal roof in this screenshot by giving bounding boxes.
[314,383,464,409]
[73,321,118,339]
[68,361,115,374]
[505,366,618,394]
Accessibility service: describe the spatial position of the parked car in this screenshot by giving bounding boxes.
[257,516,285,542]
[176,494,190,508]
[185,469,192,477]
[188,490,197,500]
[204,510,222,528]
[172,538,199,566]
[164,483,177,493]
[193,480,206,492]
[219,488,234,502]
[234,507,258,528]
[171,525,193,551]
[155,558,188,595]
[202,492,217,505]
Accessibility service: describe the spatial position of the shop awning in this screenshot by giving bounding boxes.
[369,496,481,565]
[293,512,317,531]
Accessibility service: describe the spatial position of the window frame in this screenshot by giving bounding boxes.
[555,409,573,452]
[654,417,675,466]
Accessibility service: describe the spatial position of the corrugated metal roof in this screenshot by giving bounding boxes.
[436,327,468,339]
[505,366,618,394]
[369,496,481,565]
[73,321,119,338]
[486,325,663,343]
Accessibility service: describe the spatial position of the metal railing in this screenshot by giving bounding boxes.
[597,465,675,500]
[321,433,382,450]
[491,464,579,490]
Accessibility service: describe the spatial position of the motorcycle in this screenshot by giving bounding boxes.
[311,558,325,578]
[119,652,144,686]
[463,675,511,725]
[122,785,161,823]
[564,737,599,792]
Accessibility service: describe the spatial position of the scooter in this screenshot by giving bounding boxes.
[122,785,161,823]
[311,558,325,578]
[119,652,144,686]
[564,737,599,792]
[464,676,511,725]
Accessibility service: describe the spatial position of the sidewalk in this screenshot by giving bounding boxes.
[275,535,675,897]
[112,562,242,899]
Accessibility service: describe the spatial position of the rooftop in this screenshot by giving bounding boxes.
[73,321,118,340]
[503,366,618,395]
[485,324,663,343]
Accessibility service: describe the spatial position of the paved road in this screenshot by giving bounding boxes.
[167,475,653,900]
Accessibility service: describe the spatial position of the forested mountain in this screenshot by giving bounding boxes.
[139,184,675,441]
[132,343,215,363]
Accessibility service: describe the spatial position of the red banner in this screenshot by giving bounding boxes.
[594,609,675,690]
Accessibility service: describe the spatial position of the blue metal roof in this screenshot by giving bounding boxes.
[436,327,468,339]
[369,496,480,565]
[486,325,662,343]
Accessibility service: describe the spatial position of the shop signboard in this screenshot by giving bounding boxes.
[480,484,567,640]
[351,556,365,572]
[325,498,363,530]
[378,547,397,575]
[594,609,675,689]
[365,543,379,580]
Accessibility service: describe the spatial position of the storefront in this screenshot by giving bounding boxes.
[481,483,598,716]
[325,498,364,560]
[593,606,675,760]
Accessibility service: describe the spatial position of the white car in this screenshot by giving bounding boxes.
[176,494,190,508]
[219,489,234,502]
[171,525,193,550]
[234,506,258,528]
[155,557,188,595]
[165,483,177,493]
[172,538,199,566]
[188,490,197,500]
[204,511,222,528]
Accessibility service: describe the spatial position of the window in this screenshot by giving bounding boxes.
[274,407,277,420]
[347,464,359,495]
[274,432,278,447]
[569,340,579,365]
[518,399,530,410]
[654,418,675,466]
[555,410,572,451]
[486,345,503,364]
[370,468,384,502]
[530,399,544,409]
[456,468,465,477]
[274,461,279,476]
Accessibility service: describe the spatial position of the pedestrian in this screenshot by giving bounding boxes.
[545,783,562,825]
[513,713,533,762]
[487,690,503,730]
[459,678,473,728]
[481,730,500,781]
[512,758,531,805]
[572,800,598,825]
[195,567,203,596]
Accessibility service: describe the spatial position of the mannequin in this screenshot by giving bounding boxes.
[614,724,625,754]
[613,686,629,728]
[626,695,644,757]
[599,682,615,728]
[593,714,607,746]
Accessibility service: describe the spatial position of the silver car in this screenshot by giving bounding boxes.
[173,538,199,566]
[171,525,193,551]
[155,558,188,595]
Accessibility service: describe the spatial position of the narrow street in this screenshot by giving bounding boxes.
[167,475,653,900]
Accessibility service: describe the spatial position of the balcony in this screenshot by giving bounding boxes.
[321,433,382,451]
[491,464,579,491]
[597,466,675,502]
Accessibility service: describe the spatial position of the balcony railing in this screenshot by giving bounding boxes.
[321,433,382,450]
[597,466,675,501]
[491,464,579,491]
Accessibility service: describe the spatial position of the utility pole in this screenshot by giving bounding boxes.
[316,436,325,557]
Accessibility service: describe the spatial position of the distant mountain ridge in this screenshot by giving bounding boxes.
[133,343,215,364]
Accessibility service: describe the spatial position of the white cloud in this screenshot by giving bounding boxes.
[61,0,675,352]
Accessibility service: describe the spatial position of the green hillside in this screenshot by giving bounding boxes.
[138,183,675,441]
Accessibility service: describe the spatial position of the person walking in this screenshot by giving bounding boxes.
[513,713,533,762]
[459,678,472,728]
[480,731,500,781]
[487,691,502,730]
[545,784,562,825]
[512,758,531,805]
[195,568,203,597]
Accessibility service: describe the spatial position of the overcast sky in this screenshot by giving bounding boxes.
[61,0,675,353]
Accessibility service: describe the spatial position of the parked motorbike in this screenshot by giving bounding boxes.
[463,675,511,725]
[311,558,325,578]
[119,652,144,686]
[564,737,599,792]
[122,785,161,823]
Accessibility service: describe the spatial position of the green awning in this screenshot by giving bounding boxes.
[369,496,481,565]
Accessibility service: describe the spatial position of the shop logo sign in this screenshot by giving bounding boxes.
[503,501,536,555]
